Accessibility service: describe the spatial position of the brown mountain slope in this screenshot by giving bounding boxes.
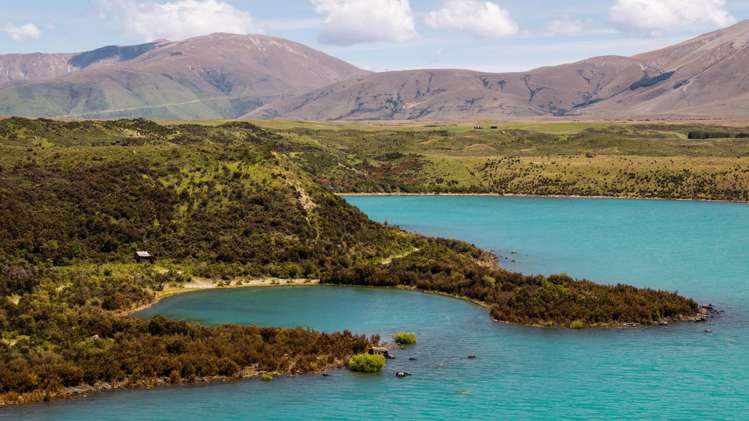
[0,34,367,119]
[584,20,749,118]
[0,41,166,88]
[248,20,749,121]
[247,56,646,120]
[0,53,75,88]
[3,21,749,121]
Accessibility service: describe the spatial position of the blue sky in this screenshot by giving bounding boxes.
[2,0,748,72]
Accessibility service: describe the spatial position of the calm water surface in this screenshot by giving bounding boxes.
[4,196,749,420]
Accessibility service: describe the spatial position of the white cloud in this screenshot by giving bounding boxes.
[260,17,322,32]
[548,17,585,36]
[311,0,417,46]
[98,0,259,41]
[610,0,736,36]
[425,0,518,38]
[3,23,42,42]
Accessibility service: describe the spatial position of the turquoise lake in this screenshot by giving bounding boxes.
[3,196,749,420]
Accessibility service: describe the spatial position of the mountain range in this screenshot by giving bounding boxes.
[0,34,366,119]
[2,21,749,121]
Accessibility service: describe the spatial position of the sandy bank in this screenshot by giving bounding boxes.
[125,278,320,316]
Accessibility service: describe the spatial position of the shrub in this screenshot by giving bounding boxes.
[570,320,586,330]
[392,331,417,345]
[348,353,385,373]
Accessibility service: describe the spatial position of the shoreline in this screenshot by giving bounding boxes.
[137,279,710,330]
[128,278,493,319]
[125,278,320,316]
[352,284,711,329]
[1,280,712,407]
[0,356,346,408]
[338,192,749,205]
[1,278,330,408]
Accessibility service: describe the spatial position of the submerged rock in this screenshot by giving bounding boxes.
[690,304,720,323]
[369,346,396,359]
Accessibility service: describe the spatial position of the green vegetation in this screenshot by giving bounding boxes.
[0,263,375,405]
[0,118,413,272]
[0,118,398,405]
[255,120,749,201]
[326,239,698,327]
[0,117,702,405]
[347,353,386,373]
[392,332,417,345]
[689,130,749,140]
[570,320,586,330]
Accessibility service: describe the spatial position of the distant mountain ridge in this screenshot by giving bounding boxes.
[2,21,749,120]
[0,53,76,88]
[0,41,167,88]
[249,20,749,121]
[0,34,367,119]
[67,41,163,69]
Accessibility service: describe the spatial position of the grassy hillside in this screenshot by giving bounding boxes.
[0,77,258,120]
[0,118,700,405]
[0,119,414,272]
[255,121,749,201]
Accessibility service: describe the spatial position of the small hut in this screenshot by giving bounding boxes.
[134,251,155,264]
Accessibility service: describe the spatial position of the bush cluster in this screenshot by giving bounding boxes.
[347,354,385,373]
[326,238,698,327]
[392,332,417,345]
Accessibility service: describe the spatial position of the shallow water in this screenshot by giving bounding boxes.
[4,196,749,420]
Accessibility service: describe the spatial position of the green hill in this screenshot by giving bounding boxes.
[257,121,749,201]
[0,118,413,274]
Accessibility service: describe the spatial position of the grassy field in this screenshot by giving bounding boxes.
[244,120,749,201]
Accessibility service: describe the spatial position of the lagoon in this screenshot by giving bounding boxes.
[4,196,749,420]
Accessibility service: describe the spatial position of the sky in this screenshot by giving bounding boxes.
[1,0,749,72]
